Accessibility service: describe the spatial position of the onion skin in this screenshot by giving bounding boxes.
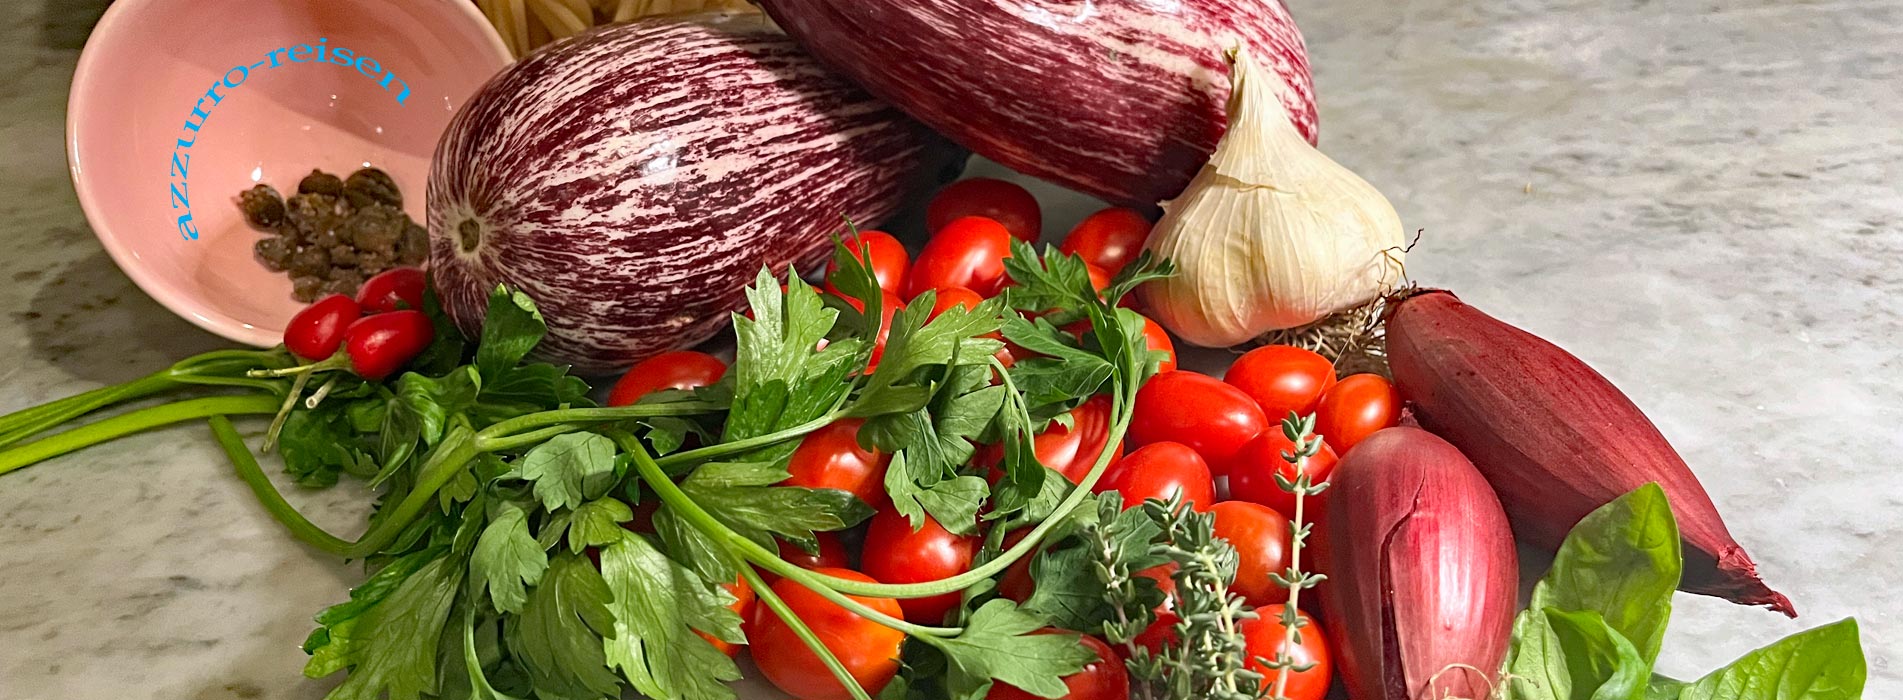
[1316,426,1517,700]
[1386,289,1796,616]
[427,17,955,372]
[755,0,1317,207]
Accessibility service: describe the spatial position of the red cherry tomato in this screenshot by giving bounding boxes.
[784,418,891,509]
[825,230,911,297]
[977,395,1123,485]
[1085,263,1111,295]
[285,294,362,361]
[1242,605,1332,700]
[696,577,755,657]
[748,568,904,700]
[840,291,904,373]
[1094,442,1215,512]
[1315,373,1401,454]
[987,632,1128,700]
[1209,502,1293,607]
[769,532,852,582]
[1226,430,1340,521]
[606,351,728,407]
[1225,346,1338,424]
[996,528,1039,603]
[926,286,986,319]
[342,310,433,381]
[926,178,1041,242]
[1063,314,1176,374]
[1059,207,1152,275]
[354,266,427,314]
[861,509,979,623]
[1129,371,1269,472]
[906,216,1016,298]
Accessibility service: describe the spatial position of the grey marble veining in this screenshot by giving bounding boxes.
[1,0,1898,699]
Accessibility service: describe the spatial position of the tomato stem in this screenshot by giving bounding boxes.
[0,395,282,477]
[739,565,873,700]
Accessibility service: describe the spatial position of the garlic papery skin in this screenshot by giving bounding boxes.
[1140,49,1407,348]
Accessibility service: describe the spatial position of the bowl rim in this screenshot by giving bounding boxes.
[65,0,511,348]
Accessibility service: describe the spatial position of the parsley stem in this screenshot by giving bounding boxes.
[0,350,288,449]
[650,410,841,471]
[211,416,352,556]
[214,421,481,560]
[739,566,873,700]
[616,431,960,638]
[0,395,281,477]
[474,424,583,453]
[473,402,728,444]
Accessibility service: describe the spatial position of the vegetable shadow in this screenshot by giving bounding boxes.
[23,246,234,384]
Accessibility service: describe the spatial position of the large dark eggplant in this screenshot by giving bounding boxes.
[427,16,956,372]
[756,0,1317,207]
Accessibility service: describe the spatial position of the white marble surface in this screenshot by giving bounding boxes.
[1,0,1898,698]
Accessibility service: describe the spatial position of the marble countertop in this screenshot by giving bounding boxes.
[2,0,1897,698]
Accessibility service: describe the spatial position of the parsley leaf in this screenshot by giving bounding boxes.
[504,553,622,700]
[476,286,547,380]
[469,502,547,615]
[567,497,635,553]
[600,531,744,700]
[322,554,462,700]
[725,273,861,466]
[517,432,617,512]
[923,600,1095,700]
[680,461,874,550]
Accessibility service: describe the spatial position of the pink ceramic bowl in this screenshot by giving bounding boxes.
[67,0,511,347]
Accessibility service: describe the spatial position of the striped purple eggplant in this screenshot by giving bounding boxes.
[756,0,1317,207]
[427,16,956,372]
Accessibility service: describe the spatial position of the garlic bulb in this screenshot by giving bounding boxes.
[1140,49,1407,347]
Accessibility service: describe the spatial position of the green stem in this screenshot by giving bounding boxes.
[0,395,281,476]
[740,566,872,700]
[474,403,728,444]
[617,431,958,637]
[213,419,480,560]
[211,416,351,556]
[475,424,584,453]
[650,411,840,471]
[0,374,181,447]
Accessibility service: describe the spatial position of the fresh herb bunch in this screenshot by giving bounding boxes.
[0,234,1169,700]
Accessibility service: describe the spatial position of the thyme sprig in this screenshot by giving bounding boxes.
[1262,413,1329,699]
[1146,499,1267,700]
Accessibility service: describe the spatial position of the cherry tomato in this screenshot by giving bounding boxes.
[996,528,1039,603]
[763,532,853,584]
[1242,605,1332,700]
[1129,370,1269,472]
[343,310,433,381]
[1226,430,1340,521]
[978,395,1123,485]
[861,509,979,623]
[987,632,1128,700]
[840,291,904,373]
[825,230,910,297]
[1059,207,1152,275]
[355,266,427,313]
[1085,263,1112,295]
[748,568,904,700]
[784,418,891,509]
[926,178,1041,242]
[697,577,755,656]
[606,350,728,407]
[1315,373,1401,454]
[926,286,986,319]
[285,294,362,361]
[1094,442,1215,511]
[1209,502,1292,607]
[906,216,1015,298]
[1063,314,1176,374]
[1225,346,1337,425]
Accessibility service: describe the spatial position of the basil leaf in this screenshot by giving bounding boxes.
[1674,618,1865,700]
[1508,608,1649,700]
[1531,483,1681,664]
